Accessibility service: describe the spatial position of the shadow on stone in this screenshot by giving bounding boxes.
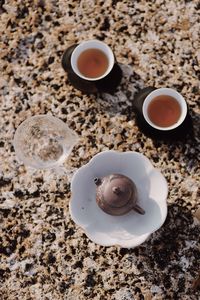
[119,203,200,298]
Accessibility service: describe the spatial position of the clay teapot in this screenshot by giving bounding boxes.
[94,173,145,216]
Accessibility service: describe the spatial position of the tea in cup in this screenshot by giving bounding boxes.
[70,40,115,81]
[142,88,187,131]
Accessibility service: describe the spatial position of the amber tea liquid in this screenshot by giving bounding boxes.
[77,48,109,78]
[147,95,181,127]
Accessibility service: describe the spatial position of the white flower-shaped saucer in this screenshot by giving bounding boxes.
[69,151,168,248]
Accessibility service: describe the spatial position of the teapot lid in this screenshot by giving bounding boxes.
[95,174,135,207]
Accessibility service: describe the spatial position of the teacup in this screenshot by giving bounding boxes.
[142,88,187,131]
[70,40,115,81]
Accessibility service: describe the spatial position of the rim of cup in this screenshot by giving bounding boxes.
[70,40,115,81]
[142,88,188,131]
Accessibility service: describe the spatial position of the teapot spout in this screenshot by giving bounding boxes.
[94,177,101,186]
[133,204,145,215]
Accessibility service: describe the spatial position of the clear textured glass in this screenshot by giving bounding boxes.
[13,115,79,169]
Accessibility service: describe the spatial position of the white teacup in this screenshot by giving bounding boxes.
[142,88,187,131]
[71,40,115,81]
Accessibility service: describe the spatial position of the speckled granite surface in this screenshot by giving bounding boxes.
[0,0,200,299]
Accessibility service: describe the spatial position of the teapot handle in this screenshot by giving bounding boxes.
[133,204,145,215]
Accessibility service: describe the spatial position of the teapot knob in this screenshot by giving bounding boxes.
[112,186,121,195]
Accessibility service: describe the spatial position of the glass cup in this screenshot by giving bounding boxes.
[70,39,115,81]
[142,88,187,131]
[13,115,79,169]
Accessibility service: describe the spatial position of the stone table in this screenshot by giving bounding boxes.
[0,1,199,299]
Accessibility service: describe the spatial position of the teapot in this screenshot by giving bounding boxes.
[94,173,145,216]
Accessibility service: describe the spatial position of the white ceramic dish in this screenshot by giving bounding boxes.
[70,151,168,248]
